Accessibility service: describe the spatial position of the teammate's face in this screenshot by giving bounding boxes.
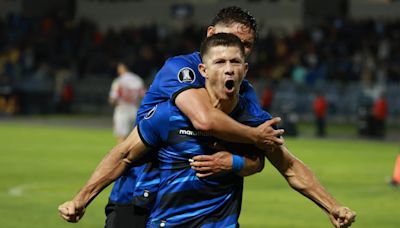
[207,23,255,57]
[199,45,248,100]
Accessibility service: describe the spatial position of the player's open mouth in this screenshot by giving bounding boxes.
[225,79,235,93]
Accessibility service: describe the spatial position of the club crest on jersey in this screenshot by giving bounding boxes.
[144,105,157,119]
[177,67,196,83]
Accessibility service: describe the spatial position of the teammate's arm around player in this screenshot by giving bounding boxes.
[173,15,285,176]
[176,85,280,177]
[58,123,264,223]
[176,87,284,148]
[58,127,148,223]
[264,144,356,228]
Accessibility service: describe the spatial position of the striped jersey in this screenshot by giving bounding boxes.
[138,96,272,227]
[108,52,264,210]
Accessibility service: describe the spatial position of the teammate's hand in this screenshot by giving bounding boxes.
[329,206,356,228]
[254,117,285,149]
[190,151,232,178]
[58,200,86,223]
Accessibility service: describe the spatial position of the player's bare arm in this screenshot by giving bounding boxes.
[176,88,281,176]
[58,127,149,223]
[175,88,284,146]
[190,150,265,178]
[264,144,356,228]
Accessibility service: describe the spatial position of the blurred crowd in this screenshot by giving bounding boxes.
[0,13,399,121]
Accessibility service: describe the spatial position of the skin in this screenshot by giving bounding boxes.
[175,22,284,148]
[59,42,356,227]
[198,45,247,112]
[190,43,356,228]
[175,22,284,174]
[57,43,263,224]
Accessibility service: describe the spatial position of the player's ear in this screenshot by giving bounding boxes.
[198,63,207,78]
[207,26,216,37]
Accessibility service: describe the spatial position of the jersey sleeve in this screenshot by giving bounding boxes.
[155,55,204,104]
[239,80,259,107]
[239,80,280,129]
[137,102,169,148]
[109,79,119,100]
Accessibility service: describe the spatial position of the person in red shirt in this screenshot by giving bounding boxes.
[61,82,73,113]
[261,84,273,112]
[313,92,328,137]
[372,93,388,138]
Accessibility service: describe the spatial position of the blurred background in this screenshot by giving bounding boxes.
[1,1,400,227]
[1,0,400,139]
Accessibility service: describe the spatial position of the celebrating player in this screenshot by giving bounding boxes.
[104,6,283,228]
[59,33,356,227]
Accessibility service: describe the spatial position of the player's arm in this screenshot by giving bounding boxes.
[237,149,265,176]
[108,80,119,106]
[264,144,356,228]
[175,88,284,147]
[58,127,149,223]
[190,150,265,178]
[177,88,277,177]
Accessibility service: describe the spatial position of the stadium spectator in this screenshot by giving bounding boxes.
[109,62,145,144]
[313,92,328,137]
[1,11,400,117]
[371,92,388,138]
[60,81,74,113]
[2,11,400,84]
[58,33,356,228]
[261,83,274,112]
[53,67,74,113]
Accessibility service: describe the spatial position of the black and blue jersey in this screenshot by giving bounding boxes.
[137,96,271,227]
[108,52,264,210]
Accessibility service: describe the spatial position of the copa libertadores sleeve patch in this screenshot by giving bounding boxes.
[177,67,196,83]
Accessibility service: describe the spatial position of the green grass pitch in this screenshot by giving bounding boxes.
[0,121,399,227]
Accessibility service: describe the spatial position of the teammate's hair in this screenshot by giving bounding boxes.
[210,6,258,39]
[200,33,245,59]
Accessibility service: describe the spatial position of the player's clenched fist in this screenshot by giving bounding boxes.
[329,206,356,228]
[58,200,86,223]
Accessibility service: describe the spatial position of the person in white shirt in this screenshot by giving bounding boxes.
[109,63,146,143]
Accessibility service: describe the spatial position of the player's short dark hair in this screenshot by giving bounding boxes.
[200,33,245,59]
[210,6,258,39]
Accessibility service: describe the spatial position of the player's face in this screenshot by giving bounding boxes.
[200,45,248,100]
[207,23,255,57]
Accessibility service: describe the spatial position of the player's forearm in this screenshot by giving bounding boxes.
[206,109,257,144]
[266,145,340,214]
[72,144,132,208]
[189,106,257,144]
[108,97,118,106]
[238,154,265,176]
[176,89,256,144]
[285,158,340,215]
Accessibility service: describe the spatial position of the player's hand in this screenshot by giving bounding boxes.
[329,206,356,228]
[190,151,232,178]
[58,200,86,223]
[255,117,285,149]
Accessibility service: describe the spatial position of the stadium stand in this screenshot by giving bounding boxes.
[0,10,399,128]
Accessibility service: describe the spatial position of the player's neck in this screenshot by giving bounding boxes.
[208,91,238,114]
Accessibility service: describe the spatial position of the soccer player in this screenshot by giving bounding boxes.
[109,63,146,144]
[58,33,356,227]
[104,6,284,228]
